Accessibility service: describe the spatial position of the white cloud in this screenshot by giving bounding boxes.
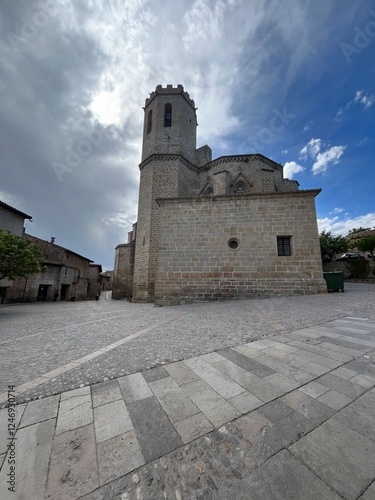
[300,138,346,175]
[89,90,122,126]
[101,208,138,229]
[300,138,322,160]
[335,89,375,121]
[330,207,344,214]
[303,121,313,132]
[318,213,375,236]
[312,145,346,175]
[358,137,368,147]
[334,107,345,122]
[281,149,288,154]
[182,0,228,50]
[354,90,375,108]
[0,190,22,207]
[284,161,305,179]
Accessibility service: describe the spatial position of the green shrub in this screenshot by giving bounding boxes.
[344,260,370,279]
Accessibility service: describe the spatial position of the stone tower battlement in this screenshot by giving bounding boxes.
[141,84,198,163]
[144,84,196,110]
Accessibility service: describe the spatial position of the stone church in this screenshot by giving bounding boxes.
[112,85,326,305]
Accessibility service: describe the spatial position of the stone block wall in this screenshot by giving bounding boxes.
[196,155,298,197]
[142,86,197,164]
[155,191,326,305]
[112,241,135,300]
[195,145,212,167]
[133,157,188,301]
[5,266,61,303]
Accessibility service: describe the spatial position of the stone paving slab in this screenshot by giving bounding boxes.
[217,348,276,378]
[317,389,354,410]
[290,419,375,500]
[183,358,245,399]
[46,423,99,499]
[0,418,55,500]
[0,404,26,457]
[329,391,375,443]
[126,396,183,462]
[19,394,59,428]
[96,430,144,485]
[93,399,133,443]
[55,386,93,435]
[281,389,336,425]
[174,412,214,443]
[91,379,123,407]
[359,481,375,500]
[117,373,153,403]
[148,376,200,424]
[183,379,241,427]
[0,313,375,498]
[208,358,261,391]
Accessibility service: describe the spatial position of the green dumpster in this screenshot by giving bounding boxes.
[323,272,344,292]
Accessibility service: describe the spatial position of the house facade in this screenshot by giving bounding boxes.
[113,85,326,305]
[5,235,94,303]
[0,200,33,303]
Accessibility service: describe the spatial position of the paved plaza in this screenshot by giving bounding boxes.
[0,284,375,499]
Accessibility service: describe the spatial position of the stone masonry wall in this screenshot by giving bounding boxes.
[178,159,199,197]
[5,266,61,303]
[196,156,298,197]
[142,86,197,164]
[132,159,181,301]
[155,191,326,305]
[112,241,135,300]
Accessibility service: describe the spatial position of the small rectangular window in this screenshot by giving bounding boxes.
[147,110,152,134]
[164,103,172,127]
[277,236,292,256]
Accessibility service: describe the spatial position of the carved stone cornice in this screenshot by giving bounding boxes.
[201,154,283,172]
[156,188,322,206]
[139,153,285,175]
[139,154,200,172]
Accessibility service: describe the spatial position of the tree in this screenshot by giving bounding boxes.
[319,230,348,259]
[348,227,371,235]
[356,237,375,256]
[0,230,44,281]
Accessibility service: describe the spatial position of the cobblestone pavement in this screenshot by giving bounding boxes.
[0,284,375,405]
[0,300,375,499]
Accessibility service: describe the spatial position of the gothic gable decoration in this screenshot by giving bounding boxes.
[199,181,214,197]
[231,172,252,195]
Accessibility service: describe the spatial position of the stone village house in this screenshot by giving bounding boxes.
[0,200,33,303]
[5,235,94,303]
[88,265,113,298]
[1,200,104,303]
[113,85,326,305]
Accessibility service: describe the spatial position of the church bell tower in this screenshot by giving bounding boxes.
[132,85,198,302]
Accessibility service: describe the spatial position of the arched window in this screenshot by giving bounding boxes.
[164,103,172,127]
[147,110,152,134]
[234,182,246,194]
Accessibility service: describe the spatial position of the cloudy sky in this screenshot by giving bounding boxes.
[1,0,374,269]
